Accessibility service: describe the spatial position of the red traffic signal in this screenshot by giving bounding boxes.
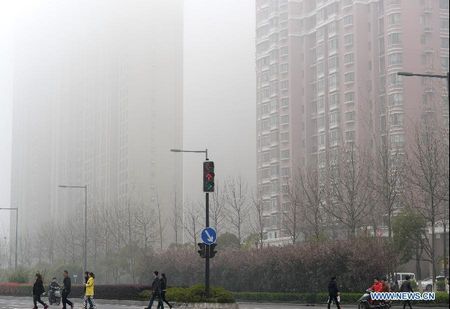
[203,161,215,192]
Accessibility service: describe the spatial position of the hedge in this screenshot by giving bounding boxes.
[0,283,150,300]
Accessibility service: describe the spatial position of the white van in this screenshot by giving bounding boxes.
[394,272,416,286]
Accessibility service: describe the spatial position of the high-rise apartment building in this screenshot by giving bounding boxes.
[10,0,183,250]
[256,0,449,244]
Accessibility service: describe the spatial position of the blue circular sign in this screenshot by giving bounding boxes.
[201,227,217,245]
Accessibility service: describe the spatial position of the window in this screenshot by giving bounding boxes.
[281,167,290,177]
[441,38,449,49]
[329,55,338,71]
[261,151,271,163]
[345,111,355,121]
[262,119,271,131]
[388,93,403,106]
[328,22,337,35]
[317,27,325,42]
[317,44,325,60]
[330,129,339,145]
[318,95,325,112]
[344,34,353,47]
[344,72,355,83]
[329,111,339,126]
[317,61,325,76]
[280,132,289,142]
[281,149,290,159]
[329,92,339,108]
[271,148,279,160]
[389,113,403,126]
[344,92,355,103]
[388,73,402,86]
[317,78,325,94]
[280,80,289,90]
[280,115,289,124]
[344,53,354,65]
[343,15,353,26]
[281,98,289,107]
[261,167,271,179]
[388,53,402,65]
[440,0,449,9]
[388,33,401,46]
[345,131,355,141]
[271,165,279,177]
[329,73,338,89]
[271,114,279,127]
[388,13,401,25]
[271,131,279,143]
[318,115,325,130]
[318,133,326,146]
[441,18,449,30]
[390,134,404,147]
[328,37,338,53]
[280,46,288,55]
[442,57,449,71]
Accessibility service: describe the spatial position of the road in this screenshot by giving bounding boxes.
[0,297,446,309]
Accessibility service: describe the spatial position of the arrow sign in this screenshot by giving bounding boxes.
[201,227,217,245]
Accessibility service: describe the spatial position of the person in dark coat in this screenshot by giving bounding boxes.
[32,273,48,309]
[62,270,74,309]
[327,276,341,309]
[158,273,172,309]
[400,275,413,309]
[146,271,163,309]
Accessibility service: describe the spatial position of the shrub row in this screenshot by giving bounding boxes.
[0,283,150,300]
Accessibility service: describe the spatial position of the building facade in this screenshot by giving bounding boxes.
[256,0,449,244]
[10,0,184,258]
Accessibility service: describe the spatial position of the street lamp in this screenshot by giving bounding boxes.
[170,148,212,297]
[398,70,450,281]
[58,185,88,273]
[397,71,449,105]
[0,207,19,270]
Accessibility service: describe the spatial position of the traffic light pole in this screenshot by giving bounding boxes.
[205,191,210,298]
[205,150,210,298]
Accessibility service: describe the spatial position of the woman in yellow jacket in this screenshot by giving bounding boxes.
[85,272,96,309]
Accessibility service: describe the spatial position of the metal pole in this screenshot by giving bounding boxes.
[84,185,88,273]
[205,192,210,298]
[14,209,18,270]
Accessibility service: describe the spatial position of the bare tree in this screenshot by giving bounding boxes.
[210,181,226,233]
[251,188,265,248]
[282,175,303,244]
[225,177,250,247]
[324,144,373,237]
[405,118,449,287]
[297,167,326,241]
[372,138,403,239]
[184,202,201,248]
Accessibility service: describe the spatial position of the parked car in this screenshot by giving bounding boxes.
[394,273,416,286]
[420,275,445,291]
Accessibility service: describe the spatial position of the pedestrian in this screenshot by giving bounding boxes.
[158,273,173,309]
[85,272,96,309]
[32,273,49,309]
[145,271,163,309]
[400,275,413,309]
[62,270,74,309]
[327,276,341,309]
[83,271,89,309]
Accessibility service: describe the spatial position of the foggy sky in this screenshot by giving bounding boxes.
[0,0,256,237]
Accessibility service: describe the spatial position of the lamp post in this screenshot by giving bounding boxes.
[0,207,19,270]
[58,185,88,273]
[170,148,211,297]
[398,70,449,280]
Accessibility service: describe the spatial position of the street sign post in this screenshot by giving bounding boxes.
[201,227,217,245]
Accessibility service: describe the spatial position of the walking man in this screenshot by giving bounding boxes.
[400,275,413,309]
[146,271,163,309]
[327,276,341,309]
[62,270,74,309]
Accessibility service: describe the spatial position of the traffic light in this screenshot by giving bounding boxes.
[208,243,217,258]
[203,161,215,192]
[197,243,206,258]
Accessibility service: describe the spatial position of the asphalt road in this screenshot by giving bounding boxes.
[0,297,446,309]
